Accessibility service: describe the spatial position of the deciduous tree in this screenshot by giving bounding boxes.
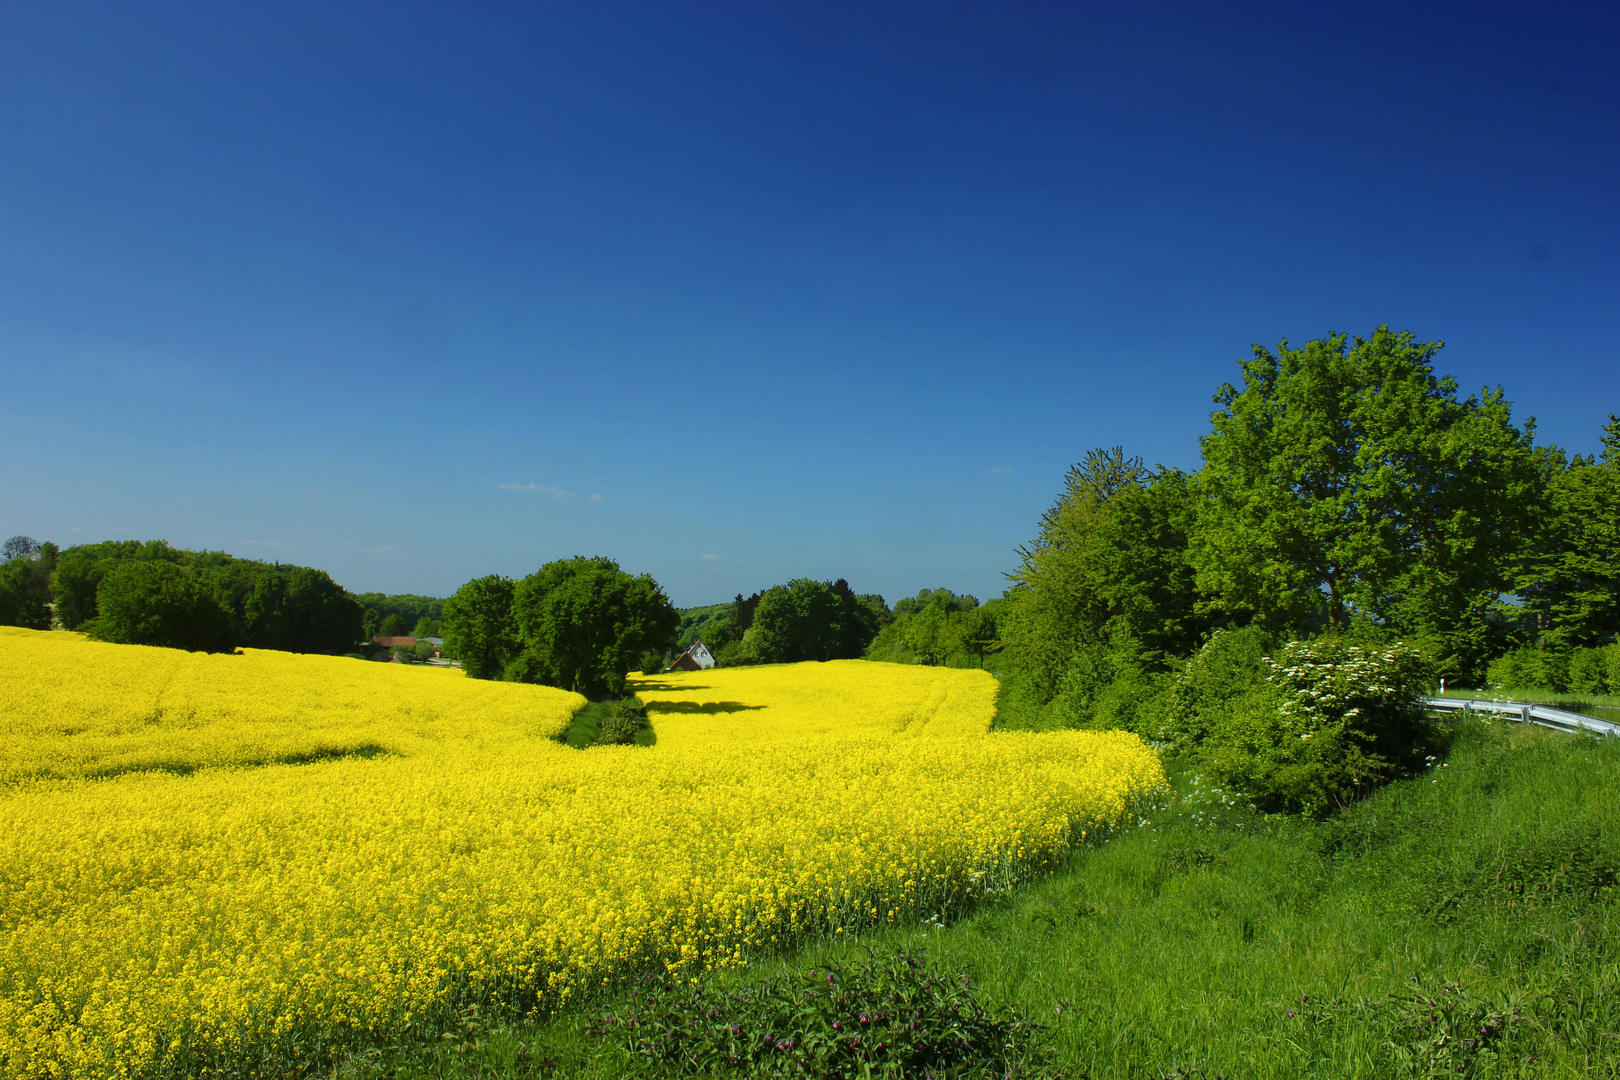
[441,575,518,680]
[509,557,678,698]
[1193,327,1540,675]
[85,561,234,652]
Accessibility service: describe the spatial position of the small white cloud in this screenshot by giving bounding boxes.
[498,483,576,499]
[337,542,406,557]
[989,466,1013,474]
[701,554,723,561]
[589,493,604,502]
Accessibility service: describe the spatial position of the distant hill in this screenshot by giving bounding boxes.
[676,602,730,647]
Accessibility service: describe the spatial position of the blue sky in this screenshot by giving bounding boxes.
[2,2,1616,607]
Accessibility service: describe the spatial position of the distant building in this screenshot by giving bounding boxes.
[372,636,416,648]
[668,640,715,671]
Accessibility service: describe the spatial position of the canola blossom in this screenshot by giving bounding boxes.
[0,628,1164,1079]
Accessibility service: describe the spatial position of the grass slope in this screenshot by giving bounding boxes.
[342,717,1620,1078]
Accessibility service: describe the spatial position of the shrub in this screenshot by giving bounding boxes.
[1200,639,1435,817]
[1486,646,1571,693]
[1569,645,1615,695]
[598,697,649,745]
[591,950,1050,1078]
[1151,624,1273,747]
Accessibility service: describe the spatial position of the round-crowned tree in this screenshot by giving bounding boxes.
[440,575,518,680]
[510,557,678,698]
[85,561,234,653]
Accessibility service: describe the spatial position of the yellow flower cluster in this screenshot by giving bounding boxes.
[0,629,1164,1079]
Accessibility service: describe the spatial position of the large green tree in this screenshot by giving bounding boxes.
[1192,327,1540,672]
[440,575,518,680]
[508,557,678,698]
[0,540,55,630]
[1517,414,1620,647]
[85,560,234,652]
[240,567,364,653]
[750,578,881,664]
[1001,448,1203,706]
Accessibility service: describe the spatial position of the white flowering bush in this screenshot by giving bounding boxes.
[1199,639,1436,817]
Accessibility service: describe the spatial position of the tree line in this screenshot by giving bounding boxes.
[0,539,365,654]
[991,326,1619,729]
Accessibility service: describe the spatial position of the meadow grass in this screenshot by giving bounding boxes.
[340,715,1620,1078]
[555,698,657,748]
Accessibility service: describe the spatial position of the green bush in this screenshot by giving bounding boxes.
[597,698,650,746]
[1568,647,1607,696]
[1486,646,1571,693]
[1150,624,1273,747]
[591,950,1049,1078]
[1200,639,1435,817]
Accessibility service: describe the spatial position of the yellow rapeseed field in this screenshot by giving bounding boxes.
[0,627,1165,1080]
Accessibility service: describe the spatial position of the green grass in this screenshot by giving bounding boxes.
[556,698,656,749]
[337,717,1620,1078]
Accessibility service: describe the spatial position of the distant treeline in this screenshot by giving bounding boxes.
[0,537,447,656]
[351,593,445,640]
[696,579,888,667]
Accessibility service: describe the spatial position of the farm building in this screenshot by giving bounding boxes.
[669,640,715,671]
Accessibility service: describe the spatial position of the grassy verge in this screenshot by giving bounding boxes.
[556,697,656,749]
[341,716,1620,1078]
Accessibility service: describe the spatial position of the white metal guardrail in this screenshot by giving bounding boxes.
[1426,697,1620,739]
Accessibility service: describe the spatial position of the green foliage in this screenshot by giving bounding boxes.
[47,540,362,653]
[749,578,882,664]
[237,566,363,653]
[1515,413,1620,648]
[557,696,657,749]
[597,697,651,746]
[674,602,732,649]
[441,575,518,680]
[1193,327,1540,680]
[379,613,409,637]
[591,950,1051,1079]
[998,449,1205,722]
[1485,643,1620,696]
[1150,625,1274,746]
[864,590,1001,669]
[508,557,678,698]
[0,543,53,629]
[1198,639,1436,817]
[84,560,235,653]
[1485,645,1572,693]
[351,593,447,638]
[701,592,764,658]
[411,616,443,639]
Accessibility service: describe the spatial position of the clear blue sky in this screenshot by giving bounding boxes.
[2,2,1616,607]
